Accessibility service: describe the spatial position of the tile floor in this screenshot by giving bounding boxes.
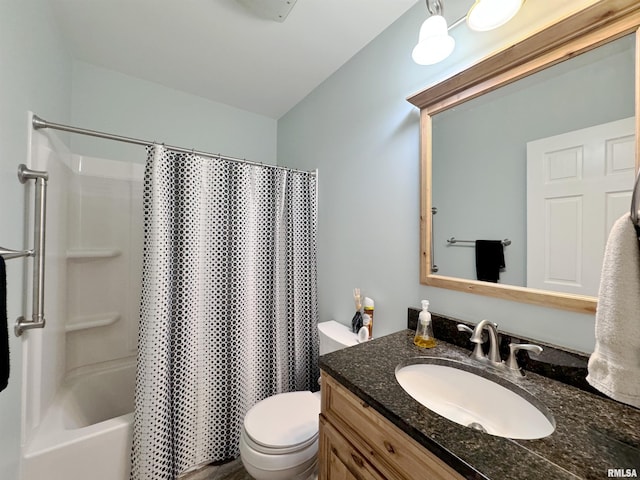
[180,458,319,480]
[179,458,252,480]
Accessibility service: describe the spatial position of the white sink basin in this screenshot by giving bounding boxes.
[395,357,555,439]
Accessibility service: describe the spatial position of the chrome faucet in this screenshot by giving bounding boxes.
[470,319,502,365]
[457,320,542,377]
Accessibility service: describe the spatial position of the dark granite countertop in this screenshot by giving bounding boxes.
[319,329,640,480]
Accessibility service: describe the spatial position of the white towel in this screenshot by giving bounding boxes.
[587,213,640,409]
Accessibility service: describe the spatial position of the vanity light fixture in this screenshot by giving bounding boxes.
[412,0,455,65]
[466,0,525,32]
[412,0,525,65]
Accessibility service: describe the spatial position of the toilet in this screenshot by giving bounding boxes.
[239,320,358,480]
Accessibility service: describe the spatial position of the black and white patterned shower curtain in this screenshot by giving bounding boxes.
[131,145,318,479]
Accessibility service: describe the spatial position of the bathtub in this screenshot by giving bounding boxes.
[20,358,136,480]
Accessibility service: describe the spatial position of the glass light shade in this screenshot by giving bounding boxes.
[412,15,455,66]
[467,0,524,32]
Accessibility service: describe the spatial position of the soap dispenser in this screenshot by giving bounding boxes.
[414,300,436,348]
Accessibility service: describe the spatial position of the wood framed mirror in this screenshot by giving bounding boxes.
[408,0,640,314]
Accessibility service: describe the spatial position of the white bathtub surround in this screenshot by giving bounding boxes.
[132,145,318,479]
[21,358,135,480]
[19,123,143,480]
[65,160,142,371]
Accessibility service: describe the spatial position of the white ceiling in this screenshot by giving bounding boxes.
[49,0,426,119]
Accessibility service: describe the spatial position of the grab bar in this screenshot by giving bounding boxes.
[4,164,49,336]
[447,237,511,246]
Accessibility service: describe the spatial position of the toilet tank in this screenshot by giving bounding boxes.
[318,320,358,355]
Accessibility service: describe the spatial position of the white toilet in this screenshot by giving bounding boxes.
[239,320,358,480]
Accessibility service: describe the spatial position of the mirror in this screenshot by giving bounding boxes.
[408,1,640,313]
[432,35,635,294]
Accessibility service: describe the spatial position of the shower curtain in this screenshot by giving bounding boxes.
[131,145,318,479]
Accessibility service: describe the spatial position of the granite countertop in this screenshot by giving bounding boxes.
[319,329,640,480]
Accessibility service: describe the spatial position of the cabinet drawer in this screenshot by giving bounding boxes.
[321,372,464,480]
[319,415,384,480]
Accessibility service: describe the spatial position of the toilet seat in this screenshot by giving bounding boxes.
[240,391,321,476]
[243,391,321,454]
[242,425,318,455]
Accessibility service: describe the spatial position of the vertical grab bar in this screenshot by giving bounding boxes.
[15,164,49,337]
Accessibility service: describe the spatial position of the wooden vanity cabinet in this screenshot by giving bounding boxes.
[319,371,464,480]
[319,415,385,480]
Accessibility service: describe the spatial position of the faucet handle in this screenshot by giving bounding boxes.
[457,324,485,360]
[457,323,489,341]
[456,324,473,335]
[507,343,543,375]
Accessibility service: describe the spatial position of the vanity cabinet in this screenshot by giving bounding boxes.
[319,372,464,480]
[319,416,384,480]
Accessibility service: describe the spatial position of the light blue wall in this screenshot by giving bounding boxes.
[0,1,73,477]
[71,61,277,165]
[278,1,601,353]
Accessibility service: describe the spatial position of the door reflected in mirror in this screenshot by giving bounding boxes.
[431,34,636,298]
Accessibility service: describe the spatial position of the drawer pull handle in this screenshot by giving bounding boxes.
[351,452,364,468]
[383,440,396,454]
[360,401,370,408]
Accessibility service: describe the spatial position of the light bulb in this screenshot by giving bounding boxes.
[467,0,524,32]
[412,15,455,66]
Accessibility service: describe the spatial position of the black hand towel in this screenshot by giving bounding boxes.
[475,240,505,283]
[0,256,8,392]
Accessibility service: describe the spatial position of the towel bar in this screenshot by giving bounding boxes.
[447,237,511,247]
[0,246,33,260]
[0,164,49,336]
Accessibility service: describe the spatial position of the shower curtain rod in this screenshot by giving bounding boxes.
[32,115,317,176]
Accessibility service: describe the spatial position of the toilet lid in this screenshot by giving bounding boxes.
[244,391,320,450]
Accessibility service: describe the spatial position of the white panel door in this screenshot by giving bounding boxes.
[527,117,635,296]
